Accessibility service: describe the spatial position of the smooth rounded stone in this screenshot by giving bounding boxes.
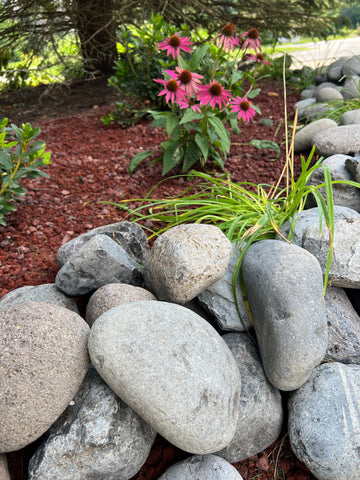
[342,56,360,76]
[88,301,241,454]
[242,240,328,391]
[306,154,360,212]
[28,366,156,480]
[56,221,150,267]
[327,56,350,82]
[0,454,10,480]
[215,333,283,462]
[288,363,360,480]
[144,224,232,304]
[315,86,343,102]
[303,217,360,288]
[342,75,360,99]
[314,125,360,156]
[293,118,337,153]
[86,283,156,326]
[340,108,360,125]
[301,102,332,122]
[324,286,360,364]
[345,157,360,182]
[294,97,316,116]
[0,301,90,452]
[0,283,78,313]
[56,234,143,296]
[278,205,360,246]
[158,454,243,480]
[314,81,341,95]
[197,243,251,332]
[300,87,315,99]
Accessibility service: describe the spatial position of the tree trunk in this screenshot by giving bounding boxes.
[72,0,118,77]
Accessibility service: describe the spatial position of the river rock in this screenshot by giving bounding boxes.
[342,75,360,99]
[144,224,232,304]
[345,157,360,183]
[303,217,360,288]
[301,102,332,122]
[242,240,328,391]
[324,286,360,364]
[327,56,350,82]
[86,283,156,326]
[313,125,360,156]
[293,118,337,153]
[0,301,90,452]
[28,366,156,480]
[158,454,243,480]
[0,283,78,313]
[300,87,315,99]
[342,56,360,76]
[197,243,251,331]
[340,108,360,125]
[88,301,241,454]
[315,86,343,102]
[294,97,316,119]
[215,333,283,462]
[56,234,143,296]
[288,362,360,480]
[306,154,360,212]
[56,221,149,267]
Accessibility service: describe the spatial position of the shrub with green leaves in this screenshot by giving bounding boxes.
[0,118,51,226]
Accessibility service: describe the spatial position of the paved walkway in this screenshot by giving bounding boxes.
[279,36,360,69]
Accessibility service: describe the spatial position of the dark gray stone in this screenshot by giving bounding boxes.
[88,301,241,454]
[293,118,337,153]
[55,234,143,296]
[313,125,360,156]
[28,367,156,480]
[197,243,251,332]
[324,286,360,364]
[0,283,78,313]
[158,454,244,479]
[345,157,360,183]
[0,302,90,452]
[215,333,283,462]
[315,86,343,102]
[242,240,328,391]
[327,56,350,82]
[342,56,360,76]
[56,221,149,267]
[144,224,232,304]
[301,103,333,122]
[342,75,360,99]
[288,362,360,480]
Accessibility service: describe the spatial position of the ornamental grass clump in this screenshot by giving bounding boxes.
[130,22,276,176]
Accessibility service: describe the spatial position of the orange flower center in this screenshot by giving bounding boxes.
[209,82,223,96]
[169,35,181,47]
[256,53,264,61]
[178,70,192,84]
[222,23,236,37]
[166,79,179,92]
[240,100,250,111]
[248,28,259,39]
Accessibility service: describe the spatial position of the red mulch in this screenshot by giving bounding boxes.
[0,77,318,480]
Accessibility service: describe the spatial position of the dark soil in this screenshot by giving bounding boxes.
[0,76,318,480]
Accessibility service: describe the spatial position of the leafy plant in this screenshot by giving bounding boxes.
[0,118,51,226]
[128,23,277,176]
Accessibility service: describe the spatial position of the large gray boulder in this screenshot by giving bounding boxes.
[340,108,360,125]
[313,125,360,156]
[144,224,232,304]
[0,283,78,313]
[0,302,90,452]
[215,333,283,462]
[56,221,149,267]
[88,301,241,454]
[327,56,350,82]
[158,455,244,480]
[28,367,156,480]
[56,234,143,296]
[342,75,360,99]
[293,118,337,153]
[315,86,343,102]
[242,240,328,391]
[342,56,360,76]
[288,363,360,480]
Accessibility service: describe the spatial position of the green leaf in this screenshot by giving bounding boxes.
[247,88,261,99]
[166,114,179,137]
[182,142,202,172]
[129,150,153,174]
[180,109,203,124]
[208,116,230,153]
[229,116,241,135]
[188,44,209,71]
[249,140,281,159]
[231,70,244,85]
[194,133,209,162]
[162,141,184,175]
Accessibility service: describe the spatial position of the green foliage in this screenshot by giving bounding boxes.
[0,118,51,226]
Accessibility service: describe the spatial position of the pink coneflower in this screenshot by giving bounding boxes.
[230,96,256,122]
[197,81,232,110]
[157,33,193,59]
[248,53,272,65]
[241,28,262,52]
[214,23,240,53]
[166,67,203,95]
[153,78,188,104]
[178,98,202,113]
